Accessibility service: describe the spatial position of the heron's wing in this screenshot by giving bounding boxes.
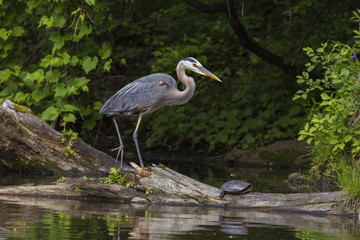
[99,73,177,116]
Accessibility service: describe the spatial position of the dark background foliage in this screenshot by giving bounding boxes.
[0,0,359,156]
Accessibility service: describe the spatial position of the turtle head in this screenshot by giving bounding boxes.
[219,190,226,199]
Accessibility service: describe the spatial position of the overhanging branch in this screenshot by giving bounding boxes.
[185,0,298,76]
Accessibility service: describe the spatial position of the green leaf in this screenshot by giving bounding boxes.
[306,65,315,72]
[26,69,44,83]
[74,24,92,42]
[73,77,90,88]
[12,26,25,37]
[85,0,96,6]
[82,56,98,73]
[316,47,324,53]
[14,92,27,103]
[340,68,350,79]
[45,69,61,83]
[344,135,352,143]
[54,83,68,97]
[0,69,12,83]
[57,51,70,65]
[0,28,12,41]
[331,78,342,84]
[32,89,46,101]
[70,56,79,66]
[298,134,307,141]
[63,113,76,123]
[49,32,65,52]
[53,16,66,28]
[99,42,112,59]
[38,16,54,28]
[41,107,61,121]
[333,143,345,151]
[320,92,331,100]
[63,104,80,112]
[153,50,162,56]
[0,82,17,97]
[104,59,112,72]
[93,101,103,111]
[304,122,309,131]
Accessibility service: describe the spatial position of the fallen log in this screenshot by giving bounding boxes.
[0,100,132,175]
[0,163,348,215]
[0,100,351,215]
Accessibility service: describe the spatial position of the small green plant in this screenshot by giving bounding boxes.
[330,158,360,208]
[60,126,79,157]
[102,168,127,185]
[56,176,66,183]
[145,187,153,195]
[82,176,93,181]
[126,182,135,188]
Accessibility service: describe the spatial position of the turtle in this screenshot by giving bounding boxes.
[219,180,252,198]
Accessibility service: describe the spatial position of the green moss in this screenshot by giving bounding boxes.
[13,103,32,114]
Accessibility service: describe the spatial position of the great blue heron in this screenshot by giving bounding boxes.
[99,57,222,168]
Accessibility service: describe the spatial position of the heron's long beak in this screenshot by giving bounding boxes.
[197,66,222,82]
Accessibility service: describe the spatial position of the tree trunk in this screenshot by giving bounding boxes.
[0,100,132,176]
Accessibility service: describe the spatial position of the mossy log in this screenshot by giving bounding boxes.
[0,100,351,215]
[0,100,131,176]
[0,162,348,215]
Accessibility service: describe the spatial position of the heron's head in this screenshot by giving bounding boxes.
[180,57,222,82]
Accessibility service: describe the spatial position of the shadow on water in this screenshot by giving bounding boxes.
[0,197,359,240]
[0,167,57,186]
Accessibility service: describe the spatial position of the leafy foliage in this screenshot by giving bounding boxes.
[294,10,360,184]
[101,167,128,185]
[294,42,360,174]
[0,0,116,132]
[0,0,357,154]
[60,127,79,157]
[56,176,66,183]
[330,158,360,204]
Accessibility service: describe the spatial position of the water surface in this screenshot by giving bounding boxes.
[0,156,358,239]
[0,197,358,240]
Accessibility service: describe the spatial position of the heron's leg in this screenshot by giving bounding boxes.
[133,113,145,168]
[111,116,124,168]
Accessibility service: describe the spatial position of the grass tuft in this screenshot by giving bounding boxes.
[330,158,360,210]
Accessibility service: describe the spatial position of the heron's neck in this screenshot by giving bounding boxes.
[175,64,196,105]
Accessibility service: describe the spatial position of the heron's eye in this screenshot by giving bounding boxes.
[193,63,196,67]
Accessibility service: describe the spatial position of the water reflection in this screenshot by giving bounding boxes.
[0,196,359,239]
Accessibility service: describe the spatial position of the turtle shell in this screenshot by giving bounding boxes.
[219,180,252,198]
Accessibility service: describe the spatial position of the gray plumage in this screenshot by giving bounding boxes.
[99,73,181,116]
[99,57,222,169]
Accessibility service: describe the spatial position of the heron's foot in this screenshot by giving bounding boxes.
[111,146,124,152]
[110,146,124,167]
